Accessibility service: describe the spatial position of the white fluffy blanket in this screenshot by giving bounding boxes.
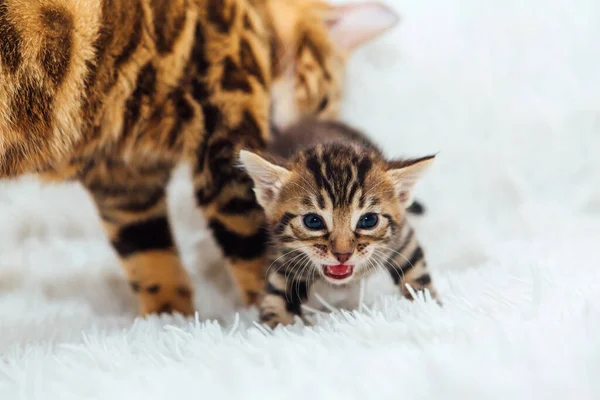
[1,0,600,398]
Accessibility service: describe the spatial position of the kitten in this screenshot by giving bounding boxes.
[240,120,439,327]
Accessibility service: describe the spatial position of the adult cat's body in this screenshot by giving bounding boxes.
[240,120,439,327]
[0,0,398,315]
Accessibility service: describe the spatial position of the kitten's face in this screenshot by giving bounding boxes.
[268,1,399,130]
[275,165,402,284]
[240,145,434,285]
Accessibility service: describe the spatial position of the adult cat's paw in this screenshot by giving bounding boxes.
[131,281,195,316]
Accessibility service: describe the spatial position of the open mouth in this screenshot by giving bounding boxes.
[323,264,354,281]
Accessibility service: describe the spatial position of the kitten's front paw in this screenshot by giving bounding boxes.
[259,309,295,328]
[402,277,440,305]
[259,294,296,328]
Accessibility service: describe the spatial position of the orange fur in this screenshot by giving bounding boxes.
[0,0,398,315]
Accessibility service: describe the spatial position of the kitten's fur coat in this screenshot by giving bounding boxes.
[240,119,439,327]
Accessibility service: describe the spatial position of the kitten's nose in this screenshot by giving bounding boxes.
[334,252,352,264]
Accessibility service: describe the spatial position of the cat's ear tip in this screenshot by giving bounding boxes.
[327,2,401,51]
[238,150,249,163]
[374,2,401,25]
[238,149,259,162]
[428,152,441,163]
[416,154,437,169]
[238,150,266,172]
[416,152,439,163]
[355,2,401,24]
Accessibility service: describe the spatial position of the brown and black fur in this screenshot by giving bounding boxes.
[240,119,438,327]
[0,0,399,315]
[270,119,427,214]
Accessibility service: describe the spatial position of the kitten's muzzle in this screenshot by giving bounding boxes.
[323,264,354,282]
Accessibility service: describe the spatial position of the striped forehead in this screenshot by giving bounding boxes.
[301,146,374,208]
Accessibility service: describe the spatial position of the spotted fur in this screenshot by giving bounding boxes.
[240,120,439,327]
[0,0,398,315]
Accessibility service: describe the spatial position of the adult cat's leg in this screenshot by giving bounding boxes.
[81,158,194,316]
[192,119,268,306]
[189,11,273,306]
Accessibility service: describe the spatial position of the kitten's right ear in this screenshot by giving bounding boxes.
[386,155,436,208]
[239,150,291,210]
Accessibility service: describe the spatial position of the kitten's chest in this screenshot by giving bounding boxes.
[305,270,397,313]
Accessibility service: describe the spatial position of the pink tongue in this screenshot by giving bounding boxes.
[326,264,352,276]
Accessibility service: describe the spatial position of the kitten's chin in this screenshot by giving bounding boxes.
[322,264,354,284]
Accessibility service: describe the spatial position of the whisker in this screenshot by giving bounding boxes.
[363,178,388,198]
[266,244,312,277]
[292,260,306,303]
[290,256,304,305]
[369,253,388,276]
[283,253,307,303]
[365,188,401,201]
[265,247,304,278]
[377,246,415,276]
[370,255,394,288]
[274,252,306,302]
[285,180,318,199]
[365,258,376,275]
[268,250,306,279]
[295,172,319,197]
[276,196,314,203]
[375,251,406,284]
[365,257,384,283]
[294,255,313,306]
[285,252,308,308]
[372,250,404,283]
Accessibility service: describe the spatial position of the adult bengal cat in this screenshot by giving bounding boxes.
[0,0,398,315]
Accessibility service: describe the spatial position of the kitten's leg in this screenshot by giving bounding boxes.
[259,270,311,328]
[82,159,194,316]
[386,225,439,303]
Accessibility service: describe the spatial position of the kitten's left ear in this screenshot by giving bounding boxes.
[325,2,400,52]
[238,150,291,210]
[387,155,436,207]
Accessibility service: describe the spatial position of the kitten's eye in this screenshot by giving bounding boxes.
[303,214,325,230]
[317,97,329,113]
[357,213,379,229]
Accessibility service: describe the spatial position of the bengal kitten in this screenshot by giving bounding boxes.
[240,120,439,327]
[0,0,399,316]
